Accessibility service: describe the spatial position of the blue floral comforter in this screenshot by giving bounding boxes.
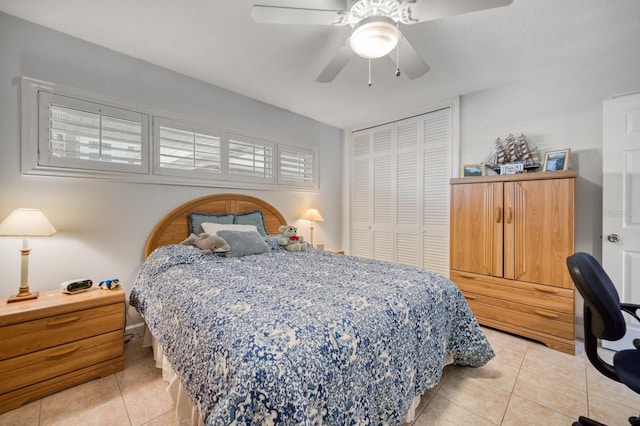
[130,242,494,425]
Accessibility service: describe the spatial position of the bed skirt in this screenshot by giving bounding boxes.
[144,326,433,425]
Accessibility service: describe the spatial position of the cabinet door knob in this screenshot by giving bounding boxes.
[506,207,513,224]
[607,234,620,243]
[495,207,502,223]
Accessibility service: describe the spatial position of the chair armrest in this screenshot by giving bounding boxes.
[621,303,640,323]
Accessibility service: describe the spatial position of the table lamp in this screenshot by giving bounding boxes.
[0,208,57,303]
[301,208,324,247]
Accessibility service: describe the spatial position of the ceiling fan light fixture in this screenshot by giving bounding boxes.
[350,16,398,59]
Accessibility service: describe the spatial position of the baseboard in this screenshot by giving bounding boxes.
[125,321,145,337]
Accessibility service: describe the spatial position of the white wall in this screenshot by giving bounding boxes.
[0,13,342,326]
[459,45,640,333]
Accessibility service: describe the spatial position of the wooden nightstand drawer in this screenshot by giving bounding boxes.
[0,303,124,360]
[0,330,123,394]
[0,289,125,414]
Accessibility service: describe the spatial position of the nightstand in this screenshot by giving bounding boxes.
[324,248,345,255]
[0,288,125,414]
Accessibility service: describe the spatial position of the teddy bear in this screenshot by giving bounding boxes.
[278,225,306,252]
[180,233,230,254]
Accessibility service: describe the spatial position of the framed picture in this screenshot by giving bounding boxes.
[500,163,524,175]
[460,163,486,177]
[543,149,571,172]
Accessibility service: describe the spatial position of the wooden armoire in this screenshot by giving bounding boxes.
[449,170,576,354]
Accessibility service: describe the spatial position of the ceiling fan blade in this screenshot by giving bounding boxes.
[316,40,355,83]
[401,0,513,24]
[252,5,350,26]
[390,35,430,80]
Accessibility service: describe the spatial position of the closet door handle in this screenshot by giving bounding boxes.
[534,310,559,320]
[495,207,502,223]
[506,207,513,224]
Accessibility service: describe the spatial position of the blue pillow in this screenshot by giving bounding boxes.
[189,212,234,235]
[234,210,267,237]
[216,230,269,258]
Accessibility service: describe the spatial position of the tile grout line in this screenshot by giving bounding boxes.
[114,370,134,426]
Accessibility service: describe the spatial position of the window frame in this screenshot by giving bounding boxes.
[153,116,224,180]
[277,144,318,189]
[38,91,150,175]
[21,77,319,191]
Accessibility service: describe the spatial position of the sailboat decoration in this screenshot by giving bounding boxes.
[484,134,540,172]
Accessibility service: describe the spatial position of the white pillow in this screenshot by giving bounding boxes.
[201,222,258,235]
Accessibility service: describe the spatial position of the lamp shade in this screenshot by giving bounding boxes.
[301,208,324,222]
[0,208,57,237]
[350,16,399,59]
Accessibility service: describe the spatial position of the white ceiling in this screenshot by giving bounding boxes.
[1,0,639,129]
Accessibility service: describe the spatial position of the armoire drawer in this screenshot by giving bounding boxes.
[0,303,124,361]
[451,271,574,315]
[0,330,123,394]
[461,292,573,340]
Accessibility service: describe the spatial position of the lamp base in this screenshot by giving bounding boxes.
[7,291,39,303]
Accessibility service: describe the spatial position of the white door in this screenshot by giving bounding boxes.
[602,92,640,350]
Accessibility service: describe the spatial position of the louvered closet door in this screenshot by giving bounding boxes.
[352,130,372,258]
[395,118,421,266]
[351,108,451,272]
[371,125,394,262]
[422,109,451,276]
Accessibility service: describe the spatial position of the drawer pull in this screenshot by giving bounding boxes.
[45,346,80,360]
[534,310,559,320]
[533,286,559,294]
[463,294,477,300]
[458,273,476,279]
[46,315,80,327]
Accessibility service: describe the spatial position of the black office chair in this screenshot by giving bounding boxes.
[567,252,640,426]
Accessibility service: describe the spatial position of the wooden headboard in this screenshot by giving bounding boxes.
[145,193,287,258]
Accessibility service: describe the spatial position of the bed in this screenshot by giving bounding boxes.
[130,193,494,425]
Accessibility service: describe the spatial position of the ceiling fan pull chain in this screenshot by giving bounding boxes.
[395,33,401,77]
[368,59,372,87]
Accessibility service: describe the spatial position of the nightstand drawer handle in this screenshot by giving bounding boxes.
[463,294,477,300]
[534,310,559,320]
[533,286,559,294]
[46,315,80,327]
[45,346,80,360]
[458,273,475,279]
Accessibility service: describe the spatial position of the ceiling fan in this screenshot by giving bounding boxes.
[252,0,513,84]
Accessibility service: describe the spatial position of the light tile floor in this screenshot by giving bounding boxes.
[1,327,638,425]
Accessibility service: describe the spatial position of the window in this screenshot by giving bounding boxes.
[278,145,316,188]
[228,134,274,183]
[23,77,318,190]
[154,118,222,178]
[38,92,149,174]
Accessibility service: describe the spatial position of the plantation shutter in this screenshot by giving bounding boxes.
[155,118,222,178]
[278,146,317,188]
[39,92,148,174]
[227,134,274,183]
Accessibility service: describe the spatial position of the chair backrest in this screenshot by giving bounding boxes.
[566,252,626,341]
